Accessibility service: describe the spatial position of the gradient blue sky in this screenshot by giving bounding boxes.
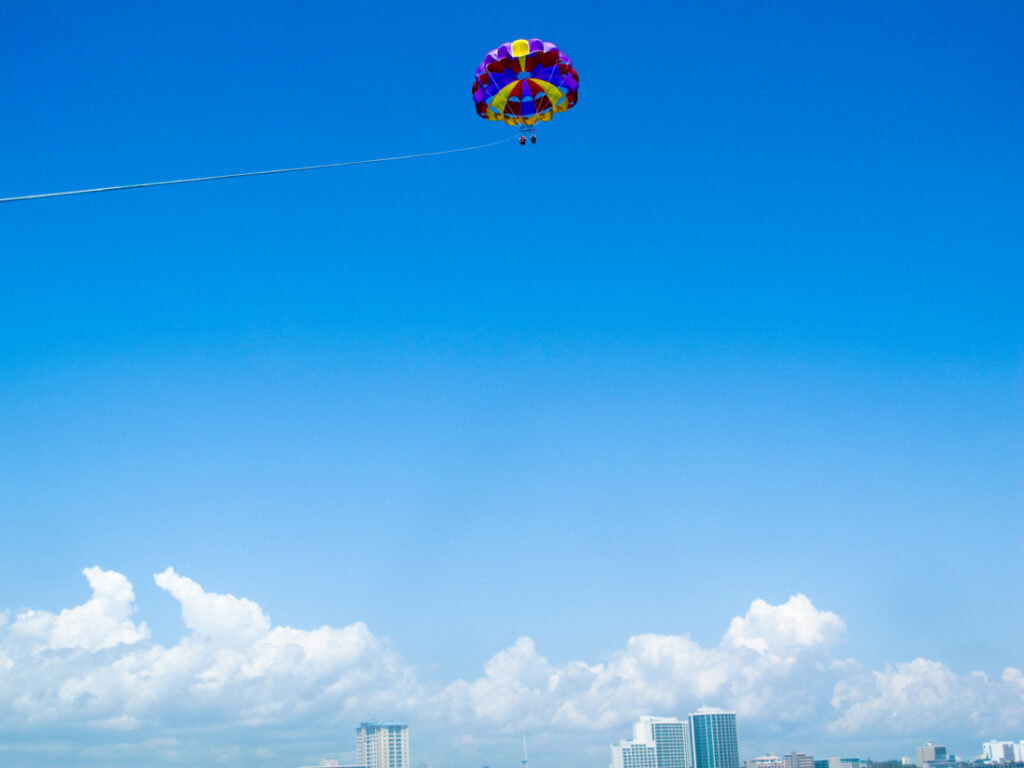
[1,2,1022,767]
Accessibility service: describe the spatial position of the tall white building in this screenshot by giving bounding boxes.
[612,716,690,768]
[357,721,409,768]
[646,716,693,768]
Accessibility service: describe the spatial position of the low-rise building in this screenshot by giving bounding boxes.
[745,755,785,768]
[826,756,870,768]
[611,739,658,768]
[982,742,1024,764]
[784,753,814,768]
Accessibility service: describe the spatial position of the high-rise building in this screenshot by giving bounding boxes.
[917,743,947,766]
[612,716,691,768]
[784,752,814,768]
[357,721,409,768]
[647,717,693,768]
[689,708,739,768]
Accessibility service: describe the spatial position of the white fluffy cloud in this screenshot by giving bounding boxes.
[829,658,1024,736]
[1,569,1022,761]
[0,567,418,731]
[8,567,149,653]
[723,594,845,659]
[436,594,845,732]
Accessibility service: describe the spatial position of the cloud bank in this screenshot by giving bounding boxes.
[1,568,1021,762]
[436,594,846,731]
[0,567,417,732]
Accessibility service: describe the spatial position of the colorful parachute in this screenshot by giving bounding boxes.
[472,39,579,127]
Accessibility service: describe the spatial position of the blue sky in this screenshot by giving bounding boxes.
[1,2,1022,767]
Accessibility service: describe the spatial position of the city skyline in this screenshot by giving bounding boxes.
[300,718,1024,768]
[3,565,1022,765]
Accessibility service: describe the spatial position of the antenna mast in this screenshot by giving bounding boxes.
[521,735,529,768]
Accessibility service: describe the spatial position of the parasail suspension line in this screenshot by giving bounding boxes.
[0,136,515,204]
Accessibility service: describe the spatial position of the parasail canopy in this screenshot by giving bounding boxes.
[472,38,579,127]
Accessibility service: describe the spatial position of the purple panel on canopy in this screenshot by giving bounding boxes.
[489,69,518,89]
